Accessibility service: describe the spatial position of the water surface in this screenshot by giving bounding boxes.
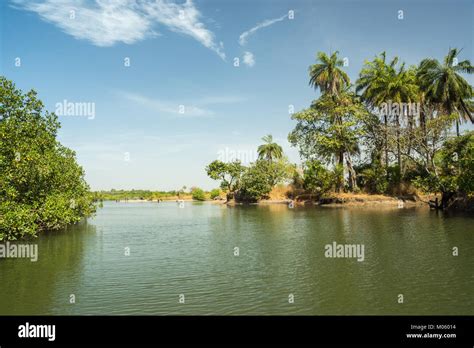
[1,202,472,315]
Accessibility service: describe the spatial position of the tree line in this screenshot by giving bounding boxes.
[206,49,473,209]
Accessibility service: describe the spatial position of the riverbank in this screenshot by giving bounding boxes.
[297,192,426,207]
[113,197,194,203]
[223,192,427,208]
[109,192,429,208]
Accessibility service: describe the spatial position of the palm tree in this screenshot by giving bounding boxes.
[308,51,351,191]
[356,53,395,175]
[417,48,474,136]
[309,51,350,97]
[257,134,283,163]
[356,52,418,176]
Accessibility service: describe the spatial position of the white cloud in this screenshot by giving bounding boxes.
[117,91,246,118]
[142,0,226,60]
[12,0,225,59]
[242,51,255,67]
[238,13,287,46]
[119,91,214,118]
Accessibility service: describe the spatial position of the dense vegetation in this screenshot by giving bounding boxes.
[94,187,221,201]
[0,77,96,240]
[206,135,296,202]
[206,49,474,208]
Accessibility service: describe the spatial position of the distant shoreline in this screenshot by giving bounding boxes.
[102,193,431,209]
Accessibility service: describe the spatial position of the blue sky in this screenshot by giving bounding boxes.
[1,0,473,190]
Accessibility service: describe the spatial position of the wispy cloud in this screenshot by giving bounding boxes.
[142,0,226,60]
[238,13,288,46]
[119,91,214,118]
[242,51,255,67]
[11,0,225,59]
[117,91,246,118]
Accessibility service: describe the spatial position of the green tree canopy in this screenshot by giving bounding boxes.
[257,134,283,162]
[205,160,245,200]
[417,48,474,135]
[0,76,96,240]
[309,51,350,97]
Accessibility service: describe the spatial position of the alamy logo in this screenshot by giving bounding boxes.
[0,242,38,262]
[55,99,95,119]
[324,241,365,262]
[18,322,55,341]
[217,147,258,165]
[379,101,420,117]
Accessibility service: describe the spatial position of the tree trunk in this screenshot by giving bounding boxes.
[396,114,401,179]
[346,154,358,192]
[456,120,460,137]
[421,110,430,167]
[441,191,456,210]
[336,151,344,193]
[384,114,389,179]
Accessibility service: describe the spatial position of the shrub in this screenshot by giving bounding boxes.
[237,161,273,202]
[209,188,221,199]
[303,160,334,195]
[191,187,206,201]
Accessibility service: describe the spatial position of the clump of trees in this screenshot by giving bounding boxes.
[0,77,96,240]
[289,48,473,209]
[190,187,206,201]
[206,135,294,202]
[206,49,473,209]
[209,188,221,199]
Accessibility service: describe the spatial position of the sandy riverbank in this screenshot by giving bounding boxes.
[226,193,430,208]
[108,193,432,209]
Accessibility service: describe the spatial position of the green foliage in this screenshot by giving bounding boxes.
[303,160,334,195]
[200,49,473,206]
[237,161,274,202]
[356,52,419,107]
[205,160,245,195]
[289,92,366,164]
[95,189,183,201]
[309,51,350,96]
[0,202,38,240]
[0,76,95,240]
[413,132,474,195]
[357,162,388,194]
[257,134,283,162]
[417,48,473,128]
[291,166,304,189]
[209,188,221,199]
[191,187,206,201]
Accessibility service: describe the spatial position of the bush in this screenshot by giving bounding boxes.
[209,188,221,199]
[303,160,334,195]
[357,162,388,194]
[236,161,273,202]
[0,202,38,241]
[413,132,474,196]
[191,187,206,201]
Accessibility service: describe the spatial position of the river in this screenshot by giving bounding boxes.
[0,201,472,315]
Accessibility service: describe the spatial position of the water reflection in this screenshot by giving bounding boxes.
[0,202,472,315]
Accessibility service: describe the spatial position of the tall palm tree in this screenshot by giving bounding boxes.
[417,48,474,136]
[356,53,396,175]
[309,51,350,97]
[356,52,418,176]
[257,134,283,163]
[308,51,351,191]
